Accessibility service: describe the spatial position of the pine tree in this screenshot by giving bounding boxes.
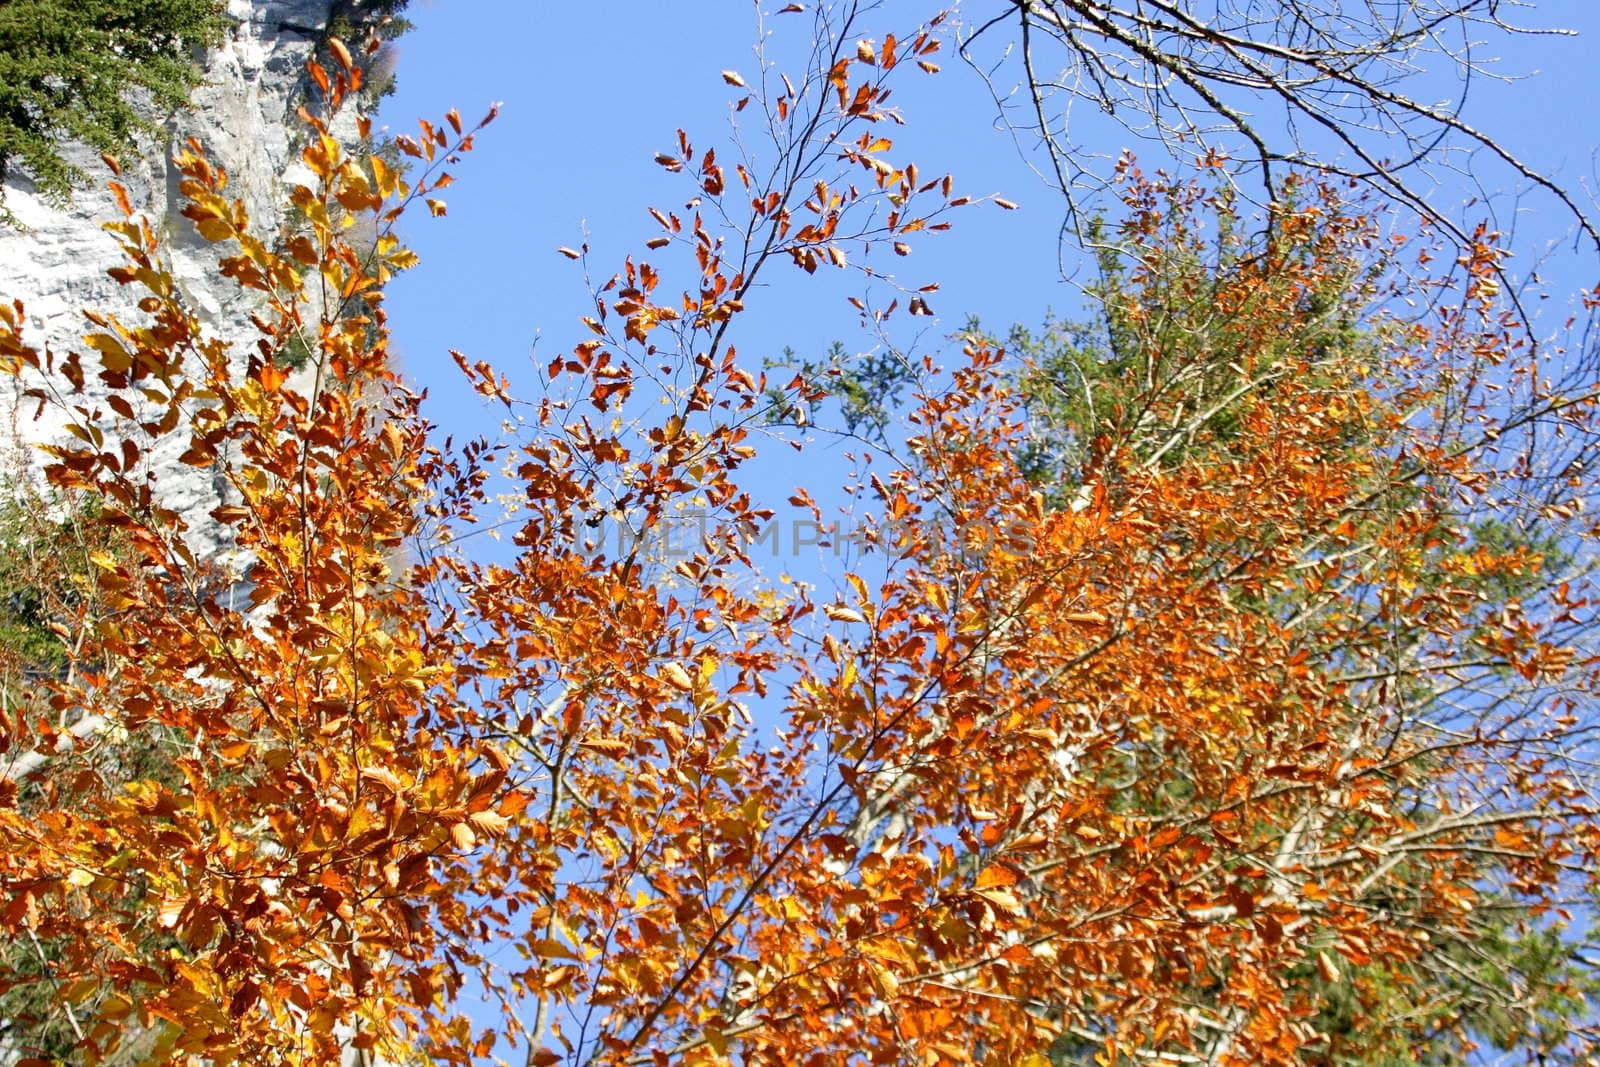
[0,0,224,208]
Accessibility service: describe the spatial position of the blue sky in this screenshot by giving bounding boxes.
[376,1,1098,605]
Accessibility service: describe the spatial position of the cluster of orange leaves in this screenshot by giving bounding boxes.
[0,15,1595,1067]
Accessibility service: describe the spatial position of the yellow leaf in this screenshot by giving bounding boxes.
[327,37,353,71]
[824,604,866,624]
[721,70,746,88]
[661,662,695,691]
[975,863,1020,890]
[975,888,1022,914]
[370,154,398,199]
[82,333,132,373]
[61,978,99,1004]
[361,766,405,793]
[158,896,185,929]
[527,937,577,960]
[218,740,252,761]
[469,810,511,837]
[195,216,234,242]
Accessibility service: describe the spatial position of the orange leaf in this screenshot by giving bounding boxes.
[327,37,353,72]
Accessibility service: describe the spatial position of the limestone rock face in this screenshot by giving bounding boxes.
[0,0,366,562]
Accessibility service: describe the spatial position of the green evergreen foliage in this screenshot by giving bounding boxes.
[0,490,101,678]
[765,340,916,442]
[0,0,225,210]
[327,0,411,104]
[1301,911,1597,1064]
[327,0,412,46]
[277,329,314,370]
[1007,202,1380,499]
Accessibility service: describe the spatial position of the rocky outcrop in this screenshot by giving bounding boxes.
[0,0,370,561]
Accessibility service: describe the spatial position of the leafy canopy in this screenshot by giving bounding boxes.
[0,0,225,207]
[0,9,1595,1067]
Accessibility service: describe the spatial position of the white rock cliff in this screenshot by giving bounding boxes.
[0,0,372,561]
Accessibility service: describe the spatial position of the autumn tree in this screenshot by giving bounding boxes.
[771,191,1599,1060]
[0,6,1596,1067]
[994,167,1600,1062]
[0,42,515,1063]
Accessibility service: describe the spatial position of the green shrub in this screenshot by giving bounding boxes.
[0,0,225,210]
